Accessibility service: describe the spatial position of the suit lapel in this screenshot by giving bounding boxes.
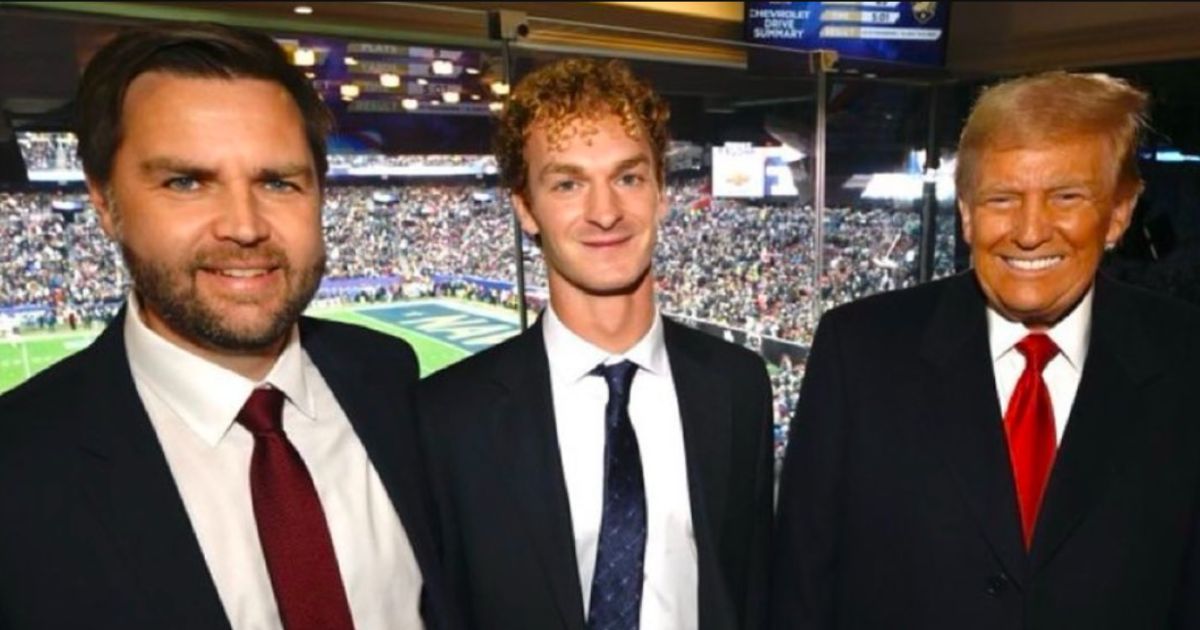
[918,275,1028,586]
[663,320,733,607]
[300,318,446,614]
[489,322,587,630]
[1030,275,1160,571]
[74,314,231,630]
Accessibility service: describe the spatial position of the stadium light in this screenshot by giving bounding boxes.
[442,91,461,104]
[293,5,314,15]
[339,84,360,99]
[380,73,401,88]
[490,81,510,96]
[401,98,419,111]
[431,59,455,76]
[292,48,316,67]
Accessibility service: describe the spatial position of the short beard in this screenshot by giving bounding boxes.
[108,192,325,352]
[123,243,325,352]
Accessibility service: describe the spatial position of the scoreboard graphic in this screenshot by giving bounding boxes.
[745,1,949,67]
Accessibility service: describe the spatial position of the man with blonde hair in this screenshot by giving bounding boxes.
[773,71,1200,629]
[419,57,774,630]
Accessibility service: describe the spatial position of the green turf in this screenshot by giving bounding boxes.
[0,330,101,395]
[311,308,469,377]
[0,302,475,395]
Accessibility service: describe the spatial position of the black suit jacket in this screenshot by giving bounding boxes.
[0,311,456,630]
[417,316,774,630]
[772,272,1200,629]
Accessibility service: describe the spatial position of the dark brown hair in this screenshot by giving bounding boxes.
[76,22,333,185]
[494,57,670,195]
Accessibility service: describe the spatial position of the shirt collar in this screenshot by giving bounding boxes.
[123,293,315,447]
[541,302,669,384]
[987,285,1092,372]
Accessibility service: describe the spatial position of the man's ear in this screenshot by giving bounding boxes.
[1104,190,1137,248]
[957,197,973,246]
[86,178,118,239]
[655,184,668,224]
[511,191,539,237]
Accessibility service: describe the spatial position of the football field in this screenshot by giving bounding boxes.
[0,298,521,395]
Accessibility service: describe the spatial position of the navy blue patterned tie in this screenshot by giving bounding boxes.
[587,360,646,630]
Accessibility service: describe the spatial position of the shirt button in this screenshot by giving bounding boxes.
[985,572,1010,597]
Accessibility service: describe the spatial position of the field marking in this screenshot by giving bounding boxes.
[316,309,471,360]
[360,303,519,352]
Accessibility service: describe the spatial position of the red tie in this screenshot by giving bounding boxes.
[236,388,356,630]
[1004,334,1059,550]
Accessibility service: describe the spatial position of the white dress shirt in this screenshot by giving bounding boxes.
[542,305,698,630]
[123,294,424,630]
[987,287,1093,445]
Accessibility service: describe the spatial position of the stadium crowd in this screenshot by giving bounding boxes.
[1,179,952,452]
[328,154,495,169]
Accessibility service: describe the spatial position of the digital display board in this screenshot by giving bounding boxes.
[745,2,949,67]
[712,143,803,199]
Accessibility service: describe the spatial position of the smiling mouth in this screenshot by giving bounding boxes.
[1002,255,1064,271]
[199,265,281,280]
[214,268,272,277]
[582,235,632,248]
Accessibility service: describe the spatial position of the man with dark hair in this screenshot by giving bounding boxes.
[418,57,774,630]
[0,22,454,630]
[772,71,1200,629]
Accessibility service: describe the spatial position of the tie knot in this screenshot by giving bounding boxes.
[236,387,286,435]
[1016,333,1059,372]
[593,360,638,400]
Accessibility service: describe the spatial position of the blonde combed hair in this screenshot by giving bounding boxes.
[956,71,1148,202]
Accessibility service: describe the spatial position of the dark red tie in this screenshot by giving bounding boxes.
[1003,334,1059,550]
[236,388,355,630]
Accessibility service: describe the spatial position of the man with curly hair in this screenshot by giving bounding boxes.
[418,58,774,630]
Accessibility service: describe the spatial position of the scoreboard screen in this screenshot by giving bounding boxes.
[745,2,949,67]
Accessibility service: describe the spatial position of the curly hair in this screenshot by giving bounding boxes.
[494,57,670,195]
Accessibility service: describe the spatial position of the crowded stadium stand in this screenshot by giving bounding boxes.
[2,2,1199,469]
[0,163,958,458]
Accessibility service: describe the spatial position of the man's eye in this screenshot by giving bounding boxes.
[551,180,579,193]
[264,179,301,192]
[164,176,199,191]
[617,173,646,187]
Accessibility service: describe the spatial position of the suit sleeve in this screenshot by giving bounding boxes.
[771,312,848,630]
[743,354,775,630]
[1172,485,1200,628]
[1171,368,1200,630]
[413,380,473,629]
